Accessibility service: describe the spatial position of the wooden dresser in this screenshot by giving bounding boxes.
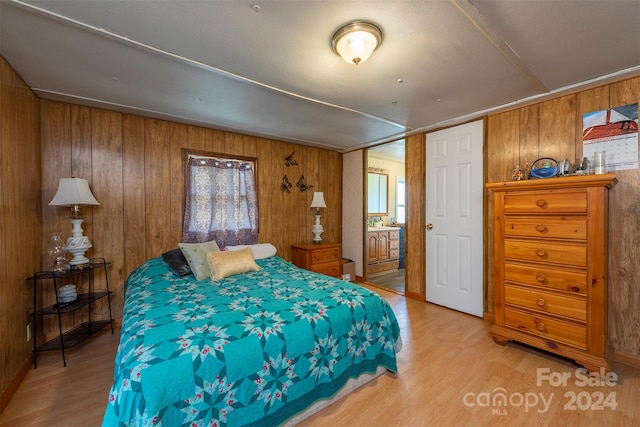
[487,174,617,371]
[367,228,400,277]
[291,242,342,278]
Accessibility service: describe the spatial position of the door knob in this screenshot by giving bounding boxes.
[426,224,434,230]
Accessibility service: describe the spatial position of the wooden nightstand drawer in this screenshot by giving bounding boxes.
[311,264,341,278]
[310,247,340,264]
[504,262,586,294]
[505,308,587,349]
[504,239,586,267]
[291,243,342,279]
[504,190,587,215]
[504,216,587,240]
[505,285,587,321]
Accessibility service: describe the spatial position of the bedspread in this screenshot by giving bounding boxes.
[103,256,401,426]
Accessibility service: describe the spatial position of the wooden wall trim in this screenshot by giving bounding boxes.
[405,133,426,298]
[0,356,32,414]
[613,351,640,370]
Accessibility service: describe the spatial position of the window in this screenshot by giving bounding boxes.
[182,150,258,246]
[396,177,405,224]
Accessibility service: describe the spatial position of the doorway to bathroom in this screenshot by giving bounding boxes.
[366,139,406,295]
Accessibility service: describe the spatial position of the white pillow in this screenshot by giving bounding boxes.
[225,243,277,260]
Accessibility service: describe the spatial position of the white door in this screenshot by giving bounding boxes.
[425,120,483,317]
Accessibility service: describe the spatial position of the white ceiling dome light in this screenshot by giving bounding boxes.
[331,21,383,65]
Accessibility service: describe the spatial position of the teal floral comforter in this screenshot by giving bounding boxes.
[103,256,401,426]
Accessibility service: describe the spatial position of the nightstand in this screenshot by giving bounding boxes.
[28,258,114,367]
[291,242,342,278]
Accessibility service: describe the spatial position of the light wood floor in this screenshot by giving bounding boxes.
[2,285,639,426]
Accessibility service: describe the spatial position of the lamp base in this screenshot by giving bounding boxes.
[312,214,324,244]
[66,236,92,265]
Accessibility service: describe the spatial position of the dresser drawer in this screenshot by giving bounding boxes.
[310,247,341,265]
[505,285,587,321]
[504,262,586,294]
[505,308,587,349]
[504,216,587,240]
[504,191,587,214]
[311,263,341,278]
[389,240,399,250]
[368,260,399,274]
[389,230,400,240]
[504,240,586,267]
[389,249,399,258]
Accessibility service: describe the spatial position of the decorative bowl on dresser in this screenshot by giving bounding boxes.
[486,174,617,371]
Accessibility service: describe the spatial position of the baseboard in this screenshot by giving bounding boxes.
[0,353,33,415]
[404,290,425,302]
[1,318,123,415]
[613,350,640,369]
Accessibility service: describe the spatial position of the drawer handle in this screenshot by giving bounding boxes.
[536,249,547,257]
[536,199,548,208]
[536,224,547,232]
[536,273,546,282]
[536,298,546,307]
[535,320,547,332]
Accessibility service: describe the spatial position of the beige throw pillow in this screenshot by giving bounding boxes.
[178,240,221,281]
[207,247,261,281]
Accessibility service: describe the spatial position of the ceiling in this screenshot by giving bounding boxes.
[1,0,639,153]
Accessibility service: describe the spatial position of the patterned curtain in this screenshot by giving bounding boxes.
[182,156,258,246]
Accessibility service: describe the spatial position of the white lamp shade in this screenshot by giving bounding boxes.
[310,192,327,208]
[49,178,100,206]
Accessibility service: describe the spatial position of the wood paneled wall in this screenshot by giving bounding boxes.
[405,133,426,300]
[486,76,640,356]
[40,101,342,329]
[0,57,41,411]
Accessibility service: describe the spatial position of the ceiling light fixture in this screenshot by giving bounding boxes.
[331,21,383,65]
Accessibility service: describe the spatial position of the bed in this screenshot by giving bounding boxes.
[103,251,401,426]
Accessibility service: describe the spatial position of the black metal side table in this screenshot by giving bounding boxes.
[28,257,114,367]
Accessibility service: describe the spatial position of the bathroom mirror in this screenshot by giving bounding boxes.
[367,171,388,216]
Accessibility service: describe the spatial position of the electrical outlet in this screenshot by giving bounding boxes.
[26,322,32,342]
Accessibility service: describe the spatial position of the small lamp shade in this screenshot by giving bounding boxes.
[49,178,100,207]
[310,192,327,209]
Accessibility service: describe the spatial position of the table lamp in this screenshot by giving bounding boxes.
[49,178,100,265]
[310,192,327,244]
